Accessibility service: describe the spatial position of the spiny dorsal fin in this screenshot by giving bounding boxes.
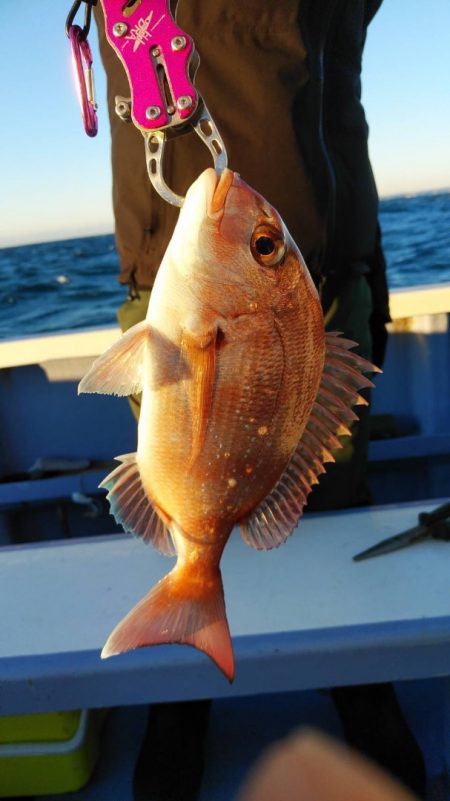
[240,332,378,550]
[78,320,151,397]
[100,453,176,556]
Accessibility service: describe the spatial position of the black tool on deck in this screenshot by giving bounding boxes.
[353,500,450,561]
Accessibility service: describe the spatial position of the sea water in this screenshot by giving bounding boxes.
[0,191,448,340]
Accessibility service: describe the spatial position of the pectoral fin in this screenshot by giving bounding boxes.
[180,328,218,462]
[78,320,151,396]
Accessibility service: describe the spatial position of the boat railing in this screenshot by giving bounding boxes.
[0,283,449,510]
[0,282,449,371]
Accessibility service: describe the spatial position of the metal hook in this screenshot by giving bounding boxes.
[68,24,98,137]
[144,104,228,206]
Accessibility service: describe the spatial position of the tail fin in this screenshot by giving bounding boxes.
[101,565,234,682]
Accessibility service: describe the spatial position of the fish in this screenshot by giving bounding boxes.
[79,167,378,682]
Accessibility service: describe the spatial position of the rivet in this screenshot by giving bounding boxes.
[177,95,193,111]
[113,22,128,37]
[146,106,161,120]
[171,36,186,51]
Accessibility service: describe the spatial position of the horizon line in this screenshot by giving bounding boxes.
[1,185,449,250]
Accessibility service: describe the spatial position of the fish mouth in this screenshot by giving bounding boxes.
[208,168,235,218]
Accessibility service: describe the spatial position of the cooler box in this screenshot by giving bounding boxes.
[0,709,105,796]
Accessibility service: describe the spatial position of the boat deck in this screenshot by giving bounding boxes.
[2,501,450,712]
[1,502,450,798]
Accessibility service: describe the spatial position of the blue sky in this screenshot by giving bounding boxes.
[1,1,449,246]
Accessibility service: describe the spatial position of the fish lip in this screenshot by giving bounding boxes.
[208,168,235,218]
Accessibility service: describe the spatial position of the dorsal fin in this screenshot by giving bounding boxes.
[100,454,176,556]
[240,332,379,550]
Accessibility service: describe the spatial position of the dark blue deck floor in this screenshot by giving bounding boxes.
[41,681,449,801]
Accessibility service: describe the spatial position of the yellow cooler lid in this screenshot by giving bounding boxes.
[0,710,81,744]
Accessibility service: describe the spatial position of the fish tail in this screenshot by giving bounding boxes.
[101,563,234,682]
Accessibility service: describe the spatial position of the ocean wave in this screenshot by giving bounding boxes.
[0,193,449,339]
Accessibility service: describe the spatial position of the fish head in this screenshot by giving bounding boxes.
[152,168,319,332]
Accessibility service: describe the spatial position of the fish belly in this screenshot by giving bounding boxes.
[137,311,324,537]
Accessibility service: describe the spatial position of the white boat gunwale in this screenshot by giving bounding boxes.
[1,282,450,370]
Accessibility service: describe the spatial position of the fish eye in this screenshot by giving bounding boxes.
[255,236,275,255]
[251,225,285,268]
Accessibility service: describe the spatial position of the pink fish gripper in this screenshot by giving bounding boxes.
[99,0,227,206]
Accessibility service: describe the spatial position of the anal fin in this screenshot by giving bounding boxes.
[100,454,175,556]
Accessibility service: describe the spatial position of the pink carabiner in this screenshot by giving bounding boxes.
[68,24,98,137]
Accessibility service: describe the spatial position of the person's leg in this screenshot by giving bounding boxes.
[306,276,426,797]
[113,294,212,801]
[331,684,426,797]
[133,700,212,801]
[307,273,373,512]
[116,291,151,420]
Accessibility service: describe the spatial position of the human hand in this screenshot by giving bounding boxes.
[236,729,419,801]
